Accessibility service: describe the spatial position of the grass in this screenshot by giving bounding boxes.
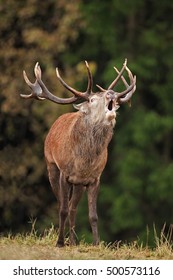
[0,224,173,260]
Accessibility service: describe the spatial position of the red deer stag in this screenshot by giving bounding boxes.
[21,59,136,247]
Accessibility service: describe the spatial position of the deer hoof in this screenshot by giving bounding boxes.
[56,240,64,248]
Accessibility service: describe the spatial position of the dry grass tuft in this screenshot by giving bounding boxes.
[0,224,173,260]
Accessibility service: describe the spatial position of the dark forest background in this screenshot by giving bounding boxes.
[1,0,173,245]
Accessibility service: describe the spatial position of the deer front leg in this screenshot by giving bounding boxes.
[69,185,85,245]
[87,179,100,246]
[56,172,71,247]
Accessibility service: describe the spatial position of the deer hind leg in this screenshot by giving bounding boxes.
[87,179,100,246]
[47,162,60,201]
[46,162,62,247]
[69,185,85,245]
[56,172,72,247]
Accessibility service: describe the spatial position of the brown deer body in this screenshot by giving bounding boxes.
[21,59,136,247]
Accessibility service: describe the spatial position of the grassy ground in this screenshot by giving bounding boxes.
[1,225,173,260]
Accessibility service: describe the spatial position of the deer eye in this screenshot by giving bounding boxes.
[90,97,96,103]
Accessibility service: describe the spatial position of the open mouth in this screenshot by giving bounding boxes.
[108,100,113,111]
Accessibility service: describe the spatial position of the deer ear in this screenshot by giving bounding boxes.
[73,102,88,113]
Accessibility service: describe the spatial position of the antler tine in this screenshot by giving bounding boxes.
[108,58,127,90]
[20,92,34,99]
[118,75,136,104]
[116,65,136,98]
[20,66,45,100]
[34,62,42,79]
[96,84,106,92]
[56,68,81,97]
[20,71,34,99]
[56,65,89,101]
[85,61,93,95]
[114,66,129,87]
[23,70,34,88]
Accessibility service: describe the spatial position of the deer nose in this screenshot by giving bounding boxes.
[106,90,117,100]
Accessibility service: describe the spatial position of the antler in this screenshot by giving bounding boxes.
[55,60,93,101]
[21,61,93,104]
[114,64,136,104]
[21,64,45,101]
[96,59,136,104]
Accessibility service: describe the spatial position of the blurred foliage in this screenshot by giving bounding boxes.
[1,0,173,246]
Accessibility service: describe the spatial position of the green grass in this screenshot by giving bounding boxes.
[0,225,173,260]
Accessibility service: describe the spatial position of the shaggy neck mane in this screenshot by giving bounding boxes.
[72,113,114,160]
